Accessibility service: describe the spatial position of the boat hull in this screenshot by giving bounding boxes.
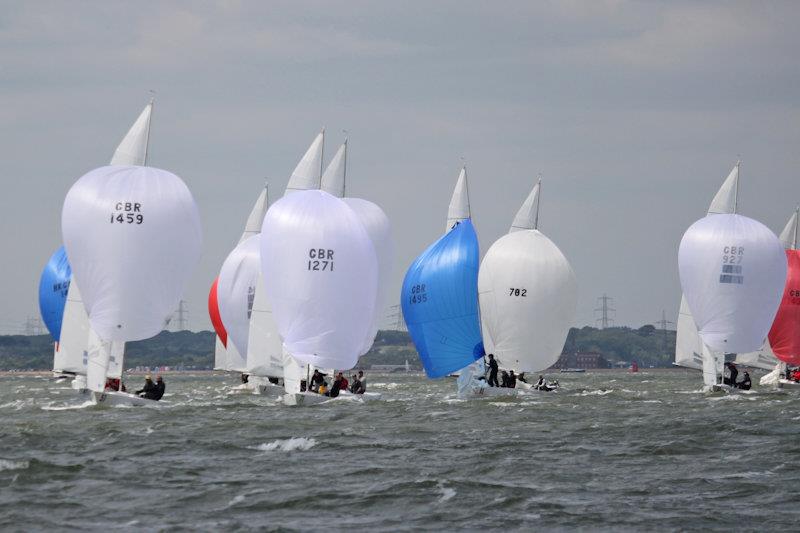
[91,390,159,407]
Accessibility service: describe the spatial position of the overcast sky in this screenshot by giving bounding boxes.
[2,1,799,334]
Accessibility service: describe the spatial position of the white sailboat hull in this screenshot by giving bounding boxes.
[90,390,159,407]
[461,385,517,399]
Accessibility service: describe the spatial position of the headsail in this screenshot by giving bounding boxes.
[445,166,470,232]
[284,130,325,195]
[110,100,154,166]
[320,140,347,198]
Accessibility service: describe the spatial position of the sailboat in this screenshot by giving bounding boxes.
[319,139,393,392]
[760,208,800,388]
[478,179,577,392]
[62,162,202,406]
[678,166,787,392]
[261,189,380,406]
[43,100,154,392]
[402,167,513,398]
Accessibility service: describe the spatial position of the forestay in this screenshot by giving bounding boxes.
[217,235,261,366]
[62,165,202,343]
[401,219,483,378]
[260,190,378,370]
[678,213,786,354]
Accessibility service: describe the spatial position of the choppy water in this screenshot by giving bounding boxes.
[2,369,800,531]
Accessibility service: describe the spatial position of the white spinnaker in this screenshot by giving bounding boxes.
[284,130,325,195]
[110,101,153,166]
[479,231,577,372]
[678,214,786,354]
[245,276,283,377]
[675,163,738,369]
[343,198,394,355]
[55,102,154,376]
[446,166,470,232]
[320,141,347,198]
[217,235,260,368]
[260,190,378,370]
[62,165,203,343]
[736,209,798,370]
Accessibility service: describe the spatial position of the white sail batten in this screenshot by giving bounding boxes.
[110,101,153,166]
[446,166,470,232]
[509,179,541,232]
[284,130,325,195]
[320,141,347,198]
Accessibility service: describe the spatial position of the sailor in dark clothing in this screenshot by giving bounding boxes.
[500,370,509,387]
[326,376,343,398]
[136,375,156,398]
[508,370,517,389]
[309,370,325,393]
[518,372,528,384]
[737,372,752,391]
[151,376,166,401]
[486,354,499,387]
[723,362,738,386]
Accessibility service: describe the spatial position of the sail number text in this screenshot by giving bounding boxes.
[409,284,427,304]
[110,202,143,224]
[722,246,744,264]
[308,248,334,271]
[508,288,527,297]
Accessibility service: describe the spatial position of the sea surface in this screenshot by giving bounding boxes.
[1,369,800,531]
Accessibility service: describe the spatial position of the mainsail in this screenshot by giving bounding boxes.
[284,130,325,195]
[445,166,470,232]
[478,180,577,372]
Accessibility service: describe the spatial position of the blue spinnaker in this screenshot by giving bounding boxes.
[401,219,484,378]
[38,246,71,342]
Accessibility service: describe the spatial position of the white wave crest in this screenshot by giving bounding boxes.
[0,459,29,472]
[253,437,317,452]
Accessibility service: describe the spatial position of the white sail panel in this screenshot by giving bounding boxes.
[678,213,786,353]
[217,235,261,363]
[284,130,324,195]
[239,184,269,244]
[701,344,722,387]
[342,198,394,356]
[779,209,798,250]
[106,341,125,379]
[734,340,779,371]
[214,336,227,370]
[110,101,153,166]
[674,296,703,369]
[320,141,347,198]
[260,190,378,370]
[446,167,470,232]
[53,280,90,374]
[62,165,203,342]
[282,347,306,394]
[509,180,540,232]
[245,276,283,377]
[479,230,577,372]
[86,329,111,393]
[707,163,739,216]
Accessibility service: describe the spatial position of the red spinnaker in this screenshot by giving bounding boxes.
[768,250,800,365]
[208,277,228,347]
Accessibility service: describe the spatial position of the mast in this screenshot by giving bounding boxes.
[733,160,740,215]
[533,175,542,230]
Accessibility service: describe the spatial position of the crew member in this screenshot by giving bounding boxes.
[136,375,156,398]
[151,375,166,401]
[737,371,752,391]
[486,354,499,387]
[508,370,517,389]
